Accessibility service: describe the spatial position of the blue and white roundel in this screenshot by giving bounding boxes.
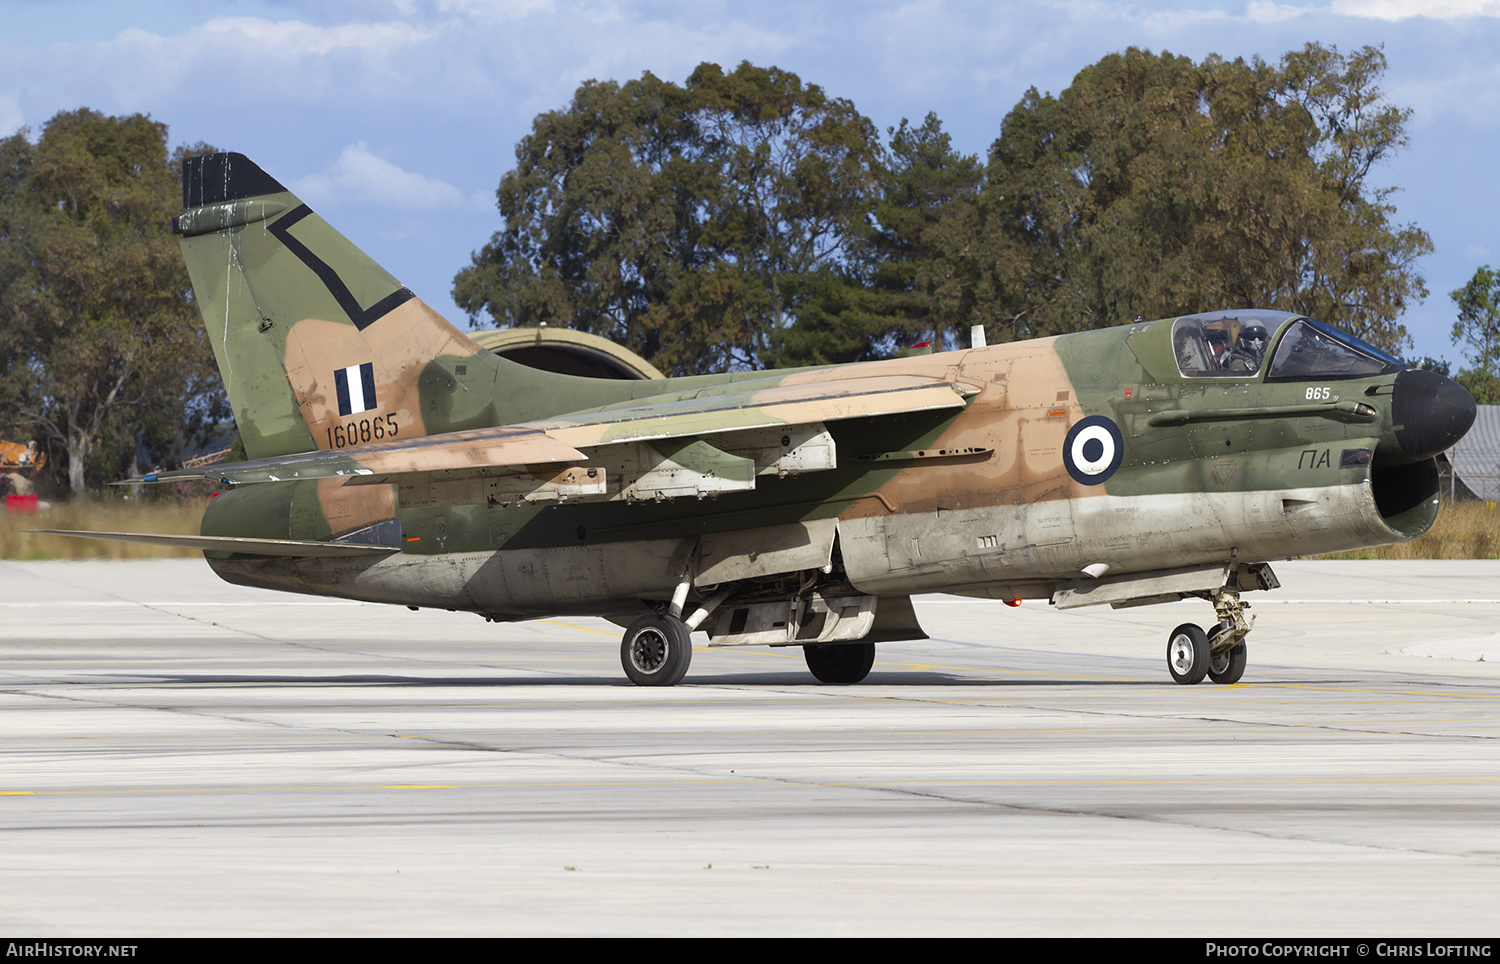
[1063,415,1124,485]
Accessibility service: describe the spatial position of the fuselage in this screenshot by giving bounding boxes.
[201,309,1473,626]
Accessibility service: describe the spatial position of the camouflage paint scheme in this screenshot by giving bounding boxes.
[74,153,1477,685]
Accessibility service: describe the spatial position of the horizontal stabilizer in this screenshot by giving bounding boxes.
[32,530,400,557]
[123,426,588,486]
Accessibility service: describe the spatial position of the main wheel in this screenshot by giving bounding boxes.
[1207,641,1247,685]
[1167,623,1210,685]
[621,613,693,686]
[803,641,876,685]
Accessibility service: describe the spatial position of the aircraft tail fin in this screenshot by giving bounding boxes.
[175,153,502,460]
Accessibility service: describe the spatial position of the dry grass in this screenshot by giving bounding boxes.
[0,498,211,560]
[1316,500,1500,560]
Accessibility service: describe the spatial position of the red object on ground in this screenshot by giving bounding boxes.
[4,493,39,514]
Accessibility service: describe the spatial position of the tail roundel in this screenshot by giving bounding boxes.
[174,153,498,460]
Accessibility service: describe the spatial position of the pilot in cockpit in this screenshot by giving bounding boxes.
[1223,324,1269,373]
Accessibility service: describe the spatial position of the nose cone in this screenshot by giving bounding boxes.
[1391,368,1477,462]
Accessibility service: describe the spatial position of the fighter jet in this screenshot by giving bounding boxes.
[50,153,1476,687]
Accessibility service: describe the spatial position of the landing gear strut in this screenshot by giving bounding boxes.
[621,613,693,686]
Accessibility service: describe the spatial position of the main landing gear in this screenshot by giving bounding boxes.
[618,613,879,686]
[621,613,693,686]
[1166,587,1251,685]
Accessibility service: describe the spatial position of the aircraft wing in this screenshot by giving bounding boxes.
[31,530,401,556]
[136,374,973,502]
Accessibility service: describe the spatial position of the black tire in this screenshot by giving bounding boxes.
[803,641,875,685]
[1167,623,1210,685]
[1207,641,1248,685]
[621,614,693,686]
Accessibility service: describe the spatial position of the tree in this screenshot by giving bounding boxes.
[986,44,1430,353]
[828,114,1010,355]
[0,109,223,494]
[752,114,993,367]
[1450,265,1500,372]
[1449,265,1500,404]
[454,62,884,375]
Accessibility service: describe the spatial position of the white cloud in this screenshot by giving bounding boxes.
[192,16,430,55]
[1396,54,1500,129]
[295,142,475,210]
[1331,0,1500,19]
[434,0,556,16]
[1245,1,1317,22]
[0,14,442,128]
[1240,0,1500,21]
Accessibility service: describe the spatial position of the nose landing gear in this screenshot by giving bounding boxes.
[1167,587,1252,685]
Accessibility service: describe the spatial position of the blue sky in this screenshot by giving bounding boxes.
[3,0,1497,364]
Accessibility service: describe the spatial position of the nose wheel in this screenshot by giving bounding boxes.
[1167,591,1252,686]
[1167,623,1210,684]
[1207,639,1247,684]
[1164,614,1248,683]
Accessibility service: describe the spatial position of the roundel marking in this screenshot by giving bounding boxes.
[1063,415,1124,485]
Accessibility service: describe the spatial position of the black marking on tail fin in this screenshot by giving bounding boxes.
[268,204,415,330]
[182,152,287,207]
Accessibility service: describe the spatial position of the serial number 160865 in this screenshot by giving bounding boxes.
[326,413,399,449]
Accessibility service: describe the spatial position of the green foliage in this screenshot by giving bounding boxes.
[1447,265,1500,403]
[1450,265,1500,369]
[986,43,1429,352]
[454,62,884,375]
[865,116,997,348]
[1455,368,1500,405]
[1402,355,1495,408]
[1411,356,1451,376]
[0,109,225,494]
[462,46,1430,374]
[756,114,998,366]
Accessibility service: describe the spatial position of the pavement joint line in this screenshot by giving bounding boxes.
[9,775,1500,798]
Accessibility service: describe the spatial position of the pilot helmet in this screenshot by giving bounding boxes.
[1238,325,1269,353]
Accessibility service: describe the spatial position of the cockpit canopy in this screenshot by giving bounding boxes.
[1172,310,1291,377]
[1171,309,1402,380]
[1265,318,1403,380]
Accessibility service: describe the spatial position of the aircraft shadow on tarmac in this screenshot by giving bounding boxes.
[106,672,1181,687]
